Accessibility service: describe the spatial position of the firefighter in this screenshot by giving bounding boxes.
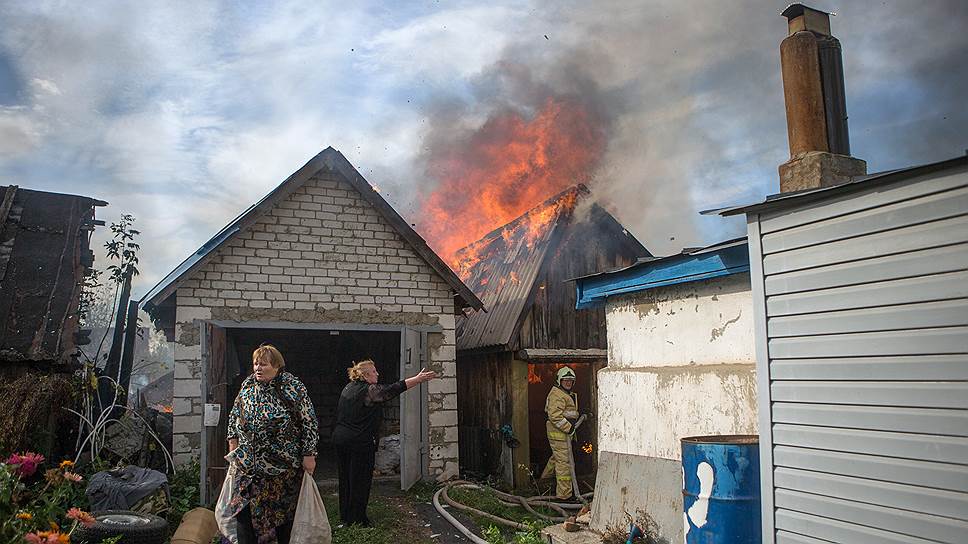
[541,366,580,499]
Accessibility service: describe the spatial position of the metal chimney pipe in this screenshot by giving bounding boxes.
[777,3,866,191]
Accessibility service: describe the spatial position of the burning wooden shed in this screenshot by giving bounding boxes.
[455,186,649,488]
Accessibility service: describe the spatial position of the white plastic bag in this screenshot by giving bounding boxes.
[215,451,240,543]
[289,471,332,544]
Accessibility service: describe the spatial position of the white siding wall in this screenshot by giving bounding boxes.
[750,164,968,543]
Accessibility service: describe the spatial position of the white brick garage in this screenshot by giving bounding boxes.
[141,147,482,497]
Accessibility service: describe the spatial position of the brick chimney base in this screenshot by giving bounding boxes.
[779,151,867,193]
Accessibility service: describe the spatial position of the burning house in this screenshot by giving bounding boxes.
[455,186,649,488]
[141,147,483,501]
[0,185,105,458]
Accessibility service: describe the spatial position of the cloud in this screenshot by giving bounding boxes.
[407,0,968,255]
[0,107,44,158]
[0,0,964,294]
[362,5,525,84]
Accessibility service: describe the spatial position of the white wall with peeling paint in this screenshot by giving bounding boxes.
[591,272,758,540]
[597,366,757,459]
[606,272,754,369]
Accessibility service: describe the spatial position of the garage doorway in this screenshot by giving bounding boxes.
[199,322,427,503]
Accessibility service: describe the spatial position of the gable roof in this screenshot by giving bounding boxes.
[455,186,648,351]
[455,188,578,351]
[140,147,483,312]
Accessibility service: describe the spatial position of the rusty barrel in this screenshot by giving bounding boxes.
[682,435,760,543]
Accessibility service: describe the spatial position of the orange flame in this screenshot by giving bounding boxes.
[454,189,580,281]
[416,96,605,270]
[582,443,593,454]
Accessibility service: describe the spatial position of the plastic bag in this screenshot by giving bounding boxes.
[214,451,239,543]
[289,471,332,544]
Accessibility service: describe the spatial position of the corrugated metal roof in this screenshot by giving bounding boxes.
[455,187,584,351]
[574,237,750,309]
[140,147,483,312]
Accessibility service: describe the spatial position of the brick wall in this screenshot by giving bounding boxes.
[170,167,460,479]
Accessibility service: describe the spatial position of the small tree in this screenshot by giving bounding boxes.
[69,214,173,471]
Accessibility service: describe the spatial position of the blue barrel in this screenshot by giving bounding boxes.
[682,435,760,543]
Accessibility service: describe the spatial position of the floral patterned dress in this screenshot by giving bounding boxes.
[227,371,318,543]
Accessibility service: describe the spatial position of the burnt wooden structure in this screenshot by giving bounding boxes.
[456,187,649,488]
[0,186,106,371]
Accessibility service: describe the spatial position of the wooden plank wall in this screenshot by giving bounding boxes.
[457,351,513,478]
[517,205,646,351]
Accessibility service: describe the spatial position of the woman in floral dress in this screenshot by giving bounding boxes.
[227,344,319,544]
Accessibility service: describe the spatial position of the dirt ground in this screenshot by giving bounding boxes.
[318,480,482,544]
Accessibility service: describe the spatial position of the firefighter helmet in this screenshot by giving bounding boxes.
[556,366,576,386]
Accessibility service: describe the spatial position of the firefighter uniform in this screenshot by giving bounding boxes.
[541,367,579,499]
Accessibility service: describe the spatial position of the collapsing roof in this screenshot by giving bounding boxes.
[456,186,649,351]
[0,186,106,366]
[141,147,483,318]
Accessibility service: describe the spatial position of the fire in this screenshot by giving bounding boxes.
[416,96,605,269]
[454,188,580,281]
[528,365,542,384]
[527,362,582,386]
[582,443,593,454]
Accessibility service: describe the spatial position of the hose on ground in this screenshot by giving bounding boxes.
[431,480,594,542]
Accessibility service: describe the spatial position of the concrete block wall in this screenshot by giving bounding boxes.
[170,168,460,478]
[592,273,758,541]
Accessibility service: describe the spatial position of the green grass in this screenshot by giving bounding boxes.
[445,486,552,542]
[404,480,438,503]
[321,491,417,544]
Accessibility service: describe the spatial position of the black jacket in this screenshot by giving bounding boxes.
[332,379,407,448]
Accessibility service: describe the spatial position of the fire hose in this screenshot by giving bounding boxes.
[432,415,592,542]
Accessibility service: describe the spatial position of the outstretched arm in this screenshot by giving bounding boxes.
[405,368,438,390]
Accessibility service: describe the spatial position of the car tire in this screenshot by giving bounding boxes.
[73,510,169,544]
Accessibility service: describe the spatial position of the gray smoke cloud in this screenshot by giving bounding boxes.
[413,0,968,256]
[0,1,963,291]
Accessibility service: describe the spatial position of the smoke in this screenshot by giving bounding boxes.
[413,0,968,256]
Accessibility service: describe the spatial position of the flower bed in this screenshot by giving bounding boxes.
[0,452,112,544]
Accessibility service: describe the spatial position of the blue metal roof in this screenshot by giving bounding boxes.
[574,237,750,309]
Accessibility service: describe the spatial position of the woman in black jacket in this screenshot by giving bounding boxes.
[332,359,437,526]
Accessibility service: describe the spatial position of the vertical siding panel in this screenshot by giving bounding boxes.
[748,213,776,540]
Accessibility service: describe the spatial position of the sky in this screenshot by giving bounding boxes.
[0,0,965,298]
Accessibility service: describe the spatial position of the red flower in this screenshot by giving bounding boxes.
[23,531,69,544]
[5,452,45,478]
[67,507,96,528]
